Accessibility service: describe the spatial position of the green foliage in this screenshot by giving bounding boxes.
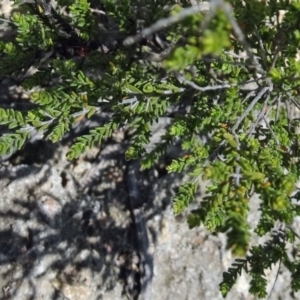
[69,0,95,38]
[220,229,298,298]
[2,0,300,298]
[0,130,30,155]
[67,121,119,159]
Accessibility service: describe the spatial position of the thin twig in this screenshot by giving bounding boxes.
[241,90,257,104]
[118,96,139,107]
[247,95,272,137]
[232,165,242,186]
[287,93,300,111]
[275,96,281,122]
[176,72,261,92]
[232,87,270,133]
[263,115,280,146]
[266,260,282,300]
[193,87,269,184]
[286,225,300,241]
[175,73,233,91]
[123,2,210,46]
[224,50,261,61]
[0,18,16,24]
[220,1,267,79]
[284,96,293,130]
[254,26,268,69]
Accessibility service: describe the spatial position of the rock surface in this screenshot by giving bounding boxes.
[0,130,299,300]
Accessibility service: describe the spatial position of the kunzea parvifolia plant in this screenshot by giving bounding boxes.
[1,0,300,298]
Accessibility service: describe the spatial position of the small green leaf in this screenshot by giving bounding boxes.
[125,82,143,94]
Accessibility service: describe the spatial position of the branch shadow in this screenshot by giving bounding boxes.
[0,134,178,300]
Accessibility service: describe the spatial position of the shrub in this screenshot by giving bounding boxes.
[1,0,300,298]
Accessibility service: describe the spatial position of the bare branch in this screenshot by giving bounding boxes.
[176,71,262,92]
[247,95,274,137]
[123,2,210,46]
[263,115,280,146]
[220,1,267,78]
[175,73,233,91]
[232,87,270,133]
